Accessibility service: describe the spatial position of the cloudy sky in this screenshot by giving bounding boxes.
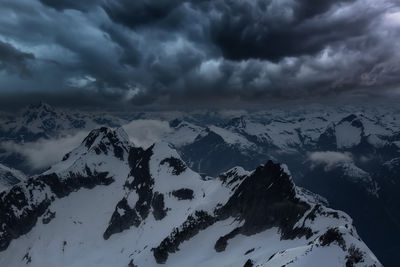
[0,0,399,109]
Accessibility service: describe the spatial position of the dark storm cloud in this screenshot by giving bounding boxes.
[100,0,371,61]
[38,0,101,12]
[101,25,141,67]
[0,41,34,76]
[209,0,371,61]
[102,0,184,28]
[0,0,399,109]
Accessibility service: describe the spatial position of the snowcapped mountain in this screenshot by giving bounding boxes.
[0,105,399,265]
[146,109,400,266]
[0,163,25,192]
[0,127,380,266]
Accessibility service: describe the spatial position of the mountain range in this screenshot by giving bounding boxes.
[0,103,399,266]
[0,127,380,266]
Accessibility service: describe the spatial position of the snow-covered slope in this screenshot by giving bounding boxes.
[0,127,380,266]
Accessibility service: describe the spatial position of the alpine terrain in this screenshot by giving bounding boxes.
[0,127,380,267]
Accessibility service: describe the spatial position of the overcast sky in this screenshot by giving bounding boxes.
[0,0,399,110]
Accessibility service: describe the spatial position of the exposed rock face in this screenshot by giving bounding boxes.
[214,227,241,252]
[0,179,51,251]
[152,210,216,264]
[104,144,183,240]
[160,157,187,175]
[40,171,113,199]
[171,188,194,200]
[319,228,346,249]
[83,127,129,160]
[103,198,141,240]
[151,192,168,220]
[346,245,366,267]
[216,161,310,236]
[125,146,154,220]
[42,209,56,224]
[243,259,254,267]
[219,167,248,188]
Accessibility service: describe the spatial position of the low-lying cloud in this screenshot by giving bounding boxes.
[308,151,353,170]
[1,131,88,170]
[122,119,172,148]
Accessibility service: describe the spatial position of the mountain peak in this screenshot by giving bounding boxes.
[78,127,130,159]
[83,127,113,148]
[338,114,363,129]
[225,116,247,129]
[83,127,129,148]
[23,102,56,116]
[53,127,131,174]
[28,101,54,111]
